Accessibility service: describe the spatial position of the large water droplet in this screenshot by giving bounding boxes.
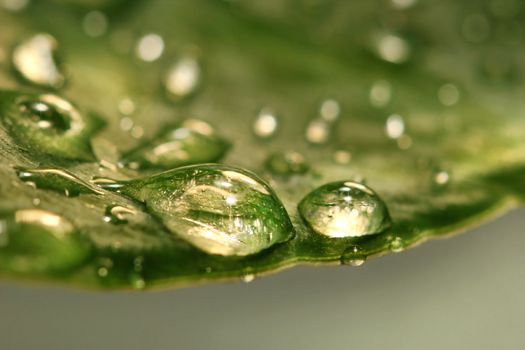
[16,167,102,197]
[0,91,102,161]
[0,209,89,274]
[163,55,201,101]
[264,151,309,176]
[121,119,230,170]
[12,33,65,89]
[299,181,391,238]
[97,164,294,256]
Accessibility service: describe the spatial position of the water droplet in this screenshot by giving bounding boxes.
[122,119,229,170]
[130,273,146,289]
[242,274,255,283]
[103,205,137,224]
[438,83,460,106]
[12,33,65,88]
[97,164,294,256]
[82,11,108,38]
[135,33,164,62]
[385,114,405,139]
[163,56,201,101]
[397,134,412,150]
[369,80,392,108]
[319,99,340,122]
[1,92,102,161]
[117,97,136,115]
[341,246,367,266]
[264,151,309,176]
[16,167,102,197]
[305,119,330,144]
[253,107,278,139]
[0,209,89,274]
[119,117,134,131]
[375,33,410,64]
[462,14,490,43]
[333,150,351,165]
[299,181,391,238]
[389,236,404,252]
[433,170,450,187]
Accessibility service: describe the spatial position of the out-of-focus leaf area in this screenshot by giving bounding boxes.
[0,0,524,290]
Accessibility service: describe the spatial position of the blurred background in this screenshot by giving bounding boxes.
[1,209,524,350]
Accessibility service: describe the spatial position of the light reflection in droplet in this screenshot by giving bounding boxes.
[163,56,200,100]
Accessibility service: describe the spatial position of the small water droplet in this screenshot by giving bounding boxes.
[82,11,108,38]
[341,245,367,266]
[265,151,309,176]
[117,97,136,116]
[333,150,351,165]
[369,80,392,108]
[319,99,340,122]
[299,181,391,238]
[396,134,412,150]
[253,107,278,139]
[97,164,294,256]
[385,114,405,139]
[438,83,460,106]
[306,119,330,144]
[433,170,450,187]
[96,257,113,278]
[242,274,255,283]
[135,33,164,62]
[12,33,65,88]
[0,209,89,274]
[103,205,137,224]
[389,236,404,252]
[16,167,102,197]
[375,33,410,64]
[121,119,230,170]
[163,55,201,101]
[1,0,29,12]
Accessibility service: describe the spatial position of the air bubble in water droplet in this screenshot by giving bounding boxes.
[265,151,309,176]
[96,164,294,256]
[12,33,65,88]
[253,107,278,139]
[319,99,340,122]
[375,33,410,64]
[16,167,102,197]
[163,56,200,101]
[135,33,164,62]
[370,80,392,108]
[121,119,229,170]
[438,84,460,106]
[0,209,89,274]
[83,11,108,38]
[385,114,405,139]
[306,119,330,144]
[299,181,391,238]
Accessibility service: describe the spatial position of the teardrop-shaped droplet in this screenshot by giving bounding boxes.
[0,209,89,274]
[97,164,294,256]
[16,167,102,197]
[12,33,66,89]
[0,91,103,161]
[163,55,201,101]
[121,119,229,170]
[299,181,391,238]
[264,151,309,176]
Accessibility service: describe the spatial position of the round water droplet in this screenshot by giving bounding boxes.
[0,209,89,274]
[264,151,309,176]
[333,150,351,165]
[341,245,367,266]
[103,205,137,224]
[375,33,410,64]
[299,181,391,238]
[12,33,65,89]
[438,84,460,106]
[16,167,102,197]
[135,33,164,62]
[82,11,108,38]
[370,80,392,108]
[319,99,340,122]
[242,274,255,283]
[122,119,230,170]
[163,55,201,101]
[305,119,330,144]
[97,164,294,256]
[253,107,278,139]
[1,91,102,161]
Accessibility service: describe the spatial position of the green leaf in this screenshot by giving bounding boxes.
[0,0,524,290]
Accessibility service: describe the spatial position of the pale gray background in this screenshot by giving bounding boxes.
[1,209,524,350]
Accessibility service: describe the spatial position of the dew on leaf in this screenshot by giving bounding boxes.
[375,33,410,64]
[253,107,278,139]
[305,119,330,144]
[264,151,309,176]
[163,55,201,101]
[0,209,89,274]
[121,119,230,170]
[299,181,391,238]
[385,114,405,139]
[97,164,294,256]
[12,33,65,89]
[135,33,164,62]
[16,167,102,197]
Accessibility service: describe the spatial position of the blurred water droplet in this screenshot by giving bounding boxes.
[333,150,351,165]
[163,56,201,101]
[12,33,65,88]
[370,80,392,108]
[389,236,404,252]
[135,33,164,62]
[306,119,330,144]
[319,99,340,122]
[82,11,108,38]
[122,119,229,170]
[265,151,309,176]
[299,181,391,238]
[385,114,405,139]
[375,33,410,64]
[119,116,134,131]
[438,83,460,106]
[96,257,113,278]
[97,164,294,256]
[397,134,412,150]
[117,97,136,116]
[433,170,450,186]
[253,107,278,139]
